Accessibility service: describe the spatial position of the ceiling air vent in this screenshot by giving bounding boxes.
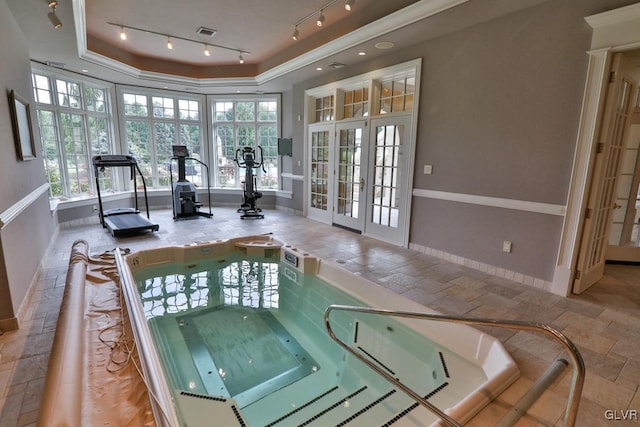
[196,27,217,37]
[45,61,66,68]
[328,62,346,69]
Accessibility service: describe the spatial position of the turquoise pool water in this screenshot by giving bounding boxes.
[133,254,488,426]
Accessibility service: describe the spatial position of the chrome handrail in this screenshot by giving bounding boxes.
[324,305,585,427]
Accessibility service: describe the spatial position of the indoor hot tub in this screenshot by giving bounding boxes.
[114,235,520,426]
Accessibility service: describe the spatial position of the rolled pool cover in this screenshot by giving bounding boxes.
[37,239,89,427]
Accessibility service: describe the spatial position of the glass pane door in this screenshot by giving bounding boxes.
[307,124,334,223]
[333,121,367,231]
[365,115,411,245]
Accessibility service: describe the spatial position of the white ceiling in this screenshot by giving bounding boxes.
[6,0,552,94]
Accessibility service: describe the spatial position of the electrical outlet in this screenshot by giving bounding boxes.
[502,241,512,253]
[423,164,433,175]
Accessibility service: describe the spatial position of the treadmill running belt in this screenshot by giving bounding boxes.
[104,213,159,237]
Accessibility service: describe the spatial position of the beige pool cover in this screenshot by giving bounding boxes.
[37,240,155,426]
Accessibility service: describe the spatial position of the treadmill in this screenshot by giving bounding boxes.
[92,155,159,237]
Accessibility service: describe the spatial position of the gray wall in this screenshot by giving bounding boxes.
[287,0,638,282]
[0,0,57,329]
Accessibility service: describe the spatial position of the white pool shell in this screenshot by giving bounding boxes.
[115,235,520,426]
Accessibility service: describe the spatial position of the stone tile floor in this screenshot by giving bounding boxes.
[0,207,639,426]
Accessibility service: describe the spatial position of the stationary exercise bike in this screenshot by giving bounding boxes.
[234,146,266,219]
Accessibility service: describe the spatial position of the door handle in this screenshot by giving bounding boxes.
[360,178,365,191]
[613,203,622,209]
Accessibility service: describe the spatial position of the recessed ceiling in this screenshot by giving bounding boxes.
[6,0,554,93]
[84,0,421,77]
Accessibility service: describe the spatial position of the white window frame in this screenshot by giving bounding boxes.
[208,94,282,189]
[116,86,207,189]
[31,66,118,199]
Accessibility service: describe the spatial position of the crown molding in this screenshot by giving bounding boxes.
[585,2,640,28]
[73,0,468,88]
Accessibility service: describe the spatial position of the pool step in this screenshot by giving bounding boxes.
[264,384,443,427]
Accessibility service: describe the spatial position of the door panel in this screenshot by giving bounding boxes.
[333,121,368,231]
[606,79,640,261]
[307,124,334,223]
[365,115,411,246]
[574,53,635,293]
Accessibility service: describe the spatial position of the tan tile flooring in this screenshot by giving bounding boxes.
[0,207,639,426]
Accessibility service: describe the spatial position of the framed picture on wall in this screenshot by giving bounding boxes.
[8,89,36,161]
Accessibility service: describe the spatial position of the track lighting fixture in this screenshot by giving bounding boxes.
[107,22,249,62]
[48,5,62,29]
[292,0,353,41]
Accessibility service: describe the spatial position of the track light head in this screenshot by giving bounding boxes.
[238,52,244,64]
[316,10,325,27]
[166,37,173,50]
[203,45,211,56]
[119,26,127,40]
[345,0,355,11]
[48,7,62,29]
[292,27,299,41]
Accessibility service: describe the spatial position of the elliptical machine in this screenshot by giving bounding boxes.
[169,145,213,220]
[234,146,266,219]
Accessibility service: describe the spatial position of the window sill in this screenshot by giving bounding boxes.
[53,187,282,210]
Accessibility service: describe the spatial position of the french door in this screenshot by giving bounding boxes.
[573,53,635,293]
[307,115,412,246]
[307,124,334,224]
[332,121,368,231]
[364,115,411,246]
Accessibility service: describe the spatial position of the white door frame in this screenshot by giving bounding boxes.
[554,3,640,296]
[303,59,421,247]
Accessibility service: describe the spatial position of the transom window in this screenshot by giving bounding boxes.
[379,76,415,114]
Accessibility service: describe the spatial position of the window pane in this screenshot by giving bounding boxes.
[32,74,52,104]
[85,87,106,112]
[153,96,175,118]
[125,120,151,178]
[215,102,233,121]
[236,101,255,121]
[258,101,277,121]
[88,116,111,155]
[56,80,81,108]
[89,116,114,192]
[178,99,199,120]
[237,125,256,148]
[180,124,203,184]
[215,125,236,188]
[124,93,148,116]
[154,122,176,187]
[37,110,63,197]
[61,113,90,196]
[258,125,277,189]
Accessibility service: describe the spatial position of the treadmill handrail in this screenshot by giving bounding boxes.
[92,155,153,227]
[92,154,139,168]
